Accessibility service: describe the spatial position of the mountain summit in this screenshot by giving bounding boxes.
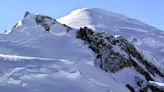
[58,8,150,30]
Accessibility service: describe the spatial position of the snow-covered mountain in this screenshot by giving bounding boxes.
[58,8,164,68]
[0,11,130,92]
[0,8,163,92]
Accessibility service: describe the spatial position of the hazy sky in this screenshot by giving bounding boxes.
[0,0,164,32]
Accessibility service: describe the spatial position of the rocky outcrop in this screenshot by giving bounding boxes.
[35,15,56,31]
[76,27,164,92]
[35,14,72,32]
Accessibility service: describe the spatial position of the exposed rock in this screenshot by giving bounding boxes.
[35,15,54,31]
[76,27,164,92]
[126,84,135,92]
[63,24,72,32]
[24,11,30,18]
[34,15,72,32]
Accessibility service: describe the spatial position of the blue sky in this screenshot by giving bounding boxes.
[0,0,164,32]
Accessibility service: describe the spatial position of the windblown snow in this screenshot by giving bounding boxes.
[0,54,55,61]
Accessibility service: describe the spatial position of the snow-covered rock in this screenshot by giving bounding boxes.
[76,27,164,92]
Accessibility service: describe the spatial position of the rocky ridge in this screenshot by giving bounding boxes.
[76,27,164,92]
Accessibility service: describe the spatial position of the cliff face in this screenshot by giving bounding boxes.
[76,27,164,92]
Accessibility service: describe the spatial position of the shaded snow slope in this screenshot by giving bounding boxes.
[0,56,129,92]
[58,8,164,68]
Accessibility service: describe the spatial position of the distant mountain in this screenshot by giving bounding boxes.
[58,8,164,68]
[0,8,163,92]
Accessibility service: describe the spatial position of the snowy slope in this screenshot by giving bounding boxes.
[0,54,129,92]
[0,12,129,92]
[58,8,164,68]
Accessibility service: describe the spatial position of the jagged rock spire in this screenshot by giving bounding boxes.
[24,11,30,18]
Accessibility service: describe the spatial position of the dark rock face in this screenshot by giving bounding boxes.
[35,15,72,32]
[35,15,56,32]
[24,11,30,18]
[63,24,72,32]
[76,27,164,92]
[126,84,135,92]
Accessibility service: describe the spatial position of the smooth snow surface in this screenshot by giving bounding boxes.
[0,58,129,92]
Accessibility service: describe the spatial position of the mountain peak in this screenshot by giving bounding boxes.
[58,8,149,30]
[23,11,55,21]
[24,11,30,18]
[12,11,59,32]
[2,11,72,42]
[69,8,120,15]
[70,8,124,16]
